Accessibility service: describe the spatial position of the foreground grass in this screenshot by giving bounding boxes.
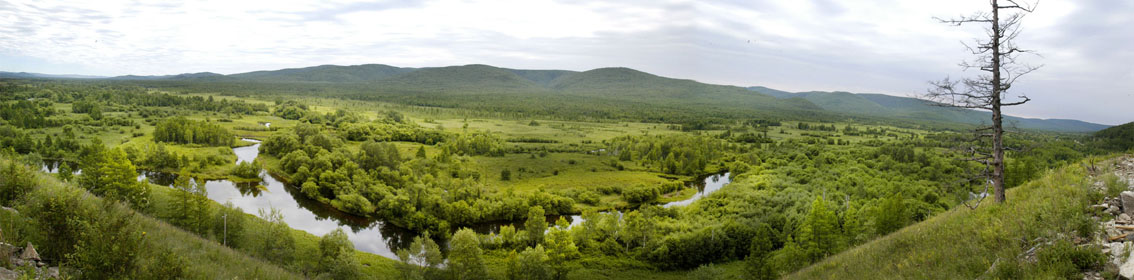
[786,155,1110,279]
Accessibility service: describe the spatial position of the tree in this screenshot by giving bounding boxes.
[256,207,296,264]
[525,206,548,246]
[924,0,1039,204]
[449,228,488,280]
[213,202,244,249]
[170,174,211,234]
[798,196,840,262]
[79,142,149,209]
[545,218,580,280]
[398,234,443,279]
[319,228,361,280]
[744,223,777,280]
[514,245,551,280]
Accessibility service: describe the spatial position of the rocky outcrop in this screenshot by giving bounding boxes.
[1091,156,1134,280]
[1,241,61,279]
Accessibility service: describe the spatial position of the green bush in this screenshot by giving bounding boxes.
[230,161,262,179]
[0,161,34,206]
[68,200,144,279]
[1036,240,1105,279]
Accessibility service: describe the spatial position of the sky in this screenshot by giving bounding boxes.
[1,0,1131,125]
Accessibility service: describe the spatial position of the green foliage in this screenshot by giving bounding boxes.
[799,197,841,262]
[606,134,726,175]
[512,245,551,280]
[525,206,548,246]
[0,160,34,205]
[68,200,145,279]
[255,208,296,264]
[79,142,150,209]
[501,169,512,181]
[546,218,580,280]
[621,184,660,204]
[686,264,725,280]
[1094,121,1134,151]
[213,202,245,249]
[787,157,1107,279]
[449,228,488,280]
[318,228,361,280]
[397,234,444,280]
[744,224,777,280]
[230,160,262,179]
[873,194,910,236]
[169,174,212,235]
[153,117,235,146]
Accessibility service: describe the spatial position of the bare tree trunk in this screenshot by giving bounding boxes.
[990,0,1005,203]
[924,0,1039,205]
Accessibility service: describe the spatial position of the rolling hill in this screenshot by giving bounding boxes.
[6,64,1108,132]
[748,86,1109,132]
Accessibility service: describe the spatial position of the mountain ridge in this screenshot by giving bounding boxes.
[0,64,1110,132]
[747,86,1109,133]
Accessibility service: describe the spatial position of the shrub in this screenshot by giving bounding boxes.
[230,161,262,179]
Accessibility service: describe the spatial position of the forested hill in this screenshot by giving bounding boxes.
[10,63,1105,132]
[748,86,1109,133]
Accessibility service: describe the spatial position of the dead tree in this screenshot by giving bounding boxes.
[925,0,1040,205]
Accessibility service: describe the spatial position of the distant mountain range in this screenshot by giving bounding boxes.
[0,71,107,79]
[0,64,1110,132]
[745,86,1109,133]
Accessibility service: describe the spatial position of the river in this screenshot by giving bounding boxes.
[66,139,732,260]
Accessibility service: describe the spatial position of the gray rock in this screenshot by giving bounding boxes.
[1122,254,1134,279]
[20,242,39,261]
[0,267,20,279]
[1111,206,1123,215]
[1121,213,1133,224]
[1121,191,1134,215]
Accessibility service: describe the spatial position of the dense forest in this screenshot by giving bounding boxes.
[0,79,1128,279]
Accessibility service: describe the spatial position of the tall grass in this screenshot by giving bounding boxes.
[786,155,1113,279]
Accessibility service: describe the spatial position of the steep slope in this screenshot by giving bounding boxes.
[786,155,1114,279]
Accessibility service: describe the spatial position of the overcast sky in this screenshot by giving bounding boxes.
[1,0,1131,125]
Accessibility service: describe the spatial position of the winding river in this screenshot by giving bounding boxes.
[59,140,732,260]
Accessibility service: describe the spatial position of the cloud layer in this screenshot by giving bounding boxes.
[1,0,1130,124]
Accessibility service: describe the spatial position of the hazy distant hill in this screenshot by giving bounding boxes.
[228,64,414,83]
[109,72,225,81]
[3,64,1107,132]
[748,86,1109,133]
[0,71,105,79]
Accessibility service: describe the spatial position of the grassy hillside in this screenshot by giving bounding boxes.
[0,157,303,279]
[786,155,1117,279]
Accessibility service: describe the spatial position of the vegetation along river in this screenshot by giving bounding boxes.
[118,139,730,260]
